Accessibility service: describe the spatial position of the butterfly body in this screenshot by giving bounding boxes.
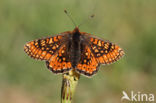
[70,27,81,68]
[24,27,124,77]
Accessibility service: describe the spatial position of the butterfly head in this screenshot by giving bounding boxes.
[72,27,80,34]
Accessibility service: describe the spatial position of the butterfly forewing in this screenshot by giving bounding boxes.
[24,35,65,60]
[89,37,125,64]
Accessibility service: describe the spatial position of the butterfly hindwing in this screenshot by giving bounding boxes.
[76,44,99,76]
[89,37,125,64]
[24,35,64,61]
[46,44,72,73]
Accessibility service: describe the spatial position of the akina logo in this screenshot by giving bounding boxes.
[121,91,155,102]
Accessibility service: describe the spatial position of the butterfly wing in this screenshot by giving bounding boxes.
[76,34,124,77]
[76,44,99,76]
[46,44,72,73]
[89,37,125,64]
[24,33,72,74]
[24,34,68,60]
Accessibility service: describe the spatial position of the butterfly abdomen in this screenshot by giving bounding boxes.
[70,29,81,68]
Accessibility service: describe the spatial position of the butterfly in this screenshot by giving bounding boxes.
[24,27,125,77]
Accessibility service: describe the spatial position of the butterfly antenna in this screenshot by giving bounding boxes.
[64,9,77,27]
[78,14,95,27]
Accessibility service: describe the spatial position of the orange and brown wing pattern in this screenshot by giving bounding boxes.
[76,45,99,76]
[46,44,72,73]
[24,35,63,61]
[89,37,125,64]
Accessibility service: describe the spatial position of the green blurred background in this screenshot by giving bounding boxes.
[0,0,156,103]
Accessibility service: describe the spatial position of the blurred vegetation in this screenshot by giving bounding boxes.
[0,0,156,103]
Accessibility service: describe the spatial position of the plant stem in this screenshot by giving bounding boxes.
[61,69,80,103]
